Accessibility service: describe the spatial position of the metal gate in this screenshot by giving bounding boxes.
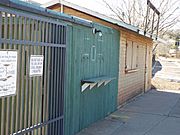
[0,5,66,135]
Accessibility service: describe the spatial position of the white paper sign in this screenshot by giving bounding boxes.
[0,51,18,97]
[30,55,44,77]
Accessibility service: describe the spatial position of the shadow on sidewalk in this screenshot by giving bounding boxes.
[152,60,162,78]
[77,89,180,135]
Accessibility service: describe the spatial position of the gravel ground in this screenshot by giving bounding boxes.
[152,57,180,90]
[152,77,180,90]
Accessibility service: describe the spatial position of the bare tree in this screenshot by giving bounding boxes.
[103,0,180,37]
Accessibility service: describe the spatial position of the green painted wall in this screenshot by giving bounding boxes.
[65,23,120,135]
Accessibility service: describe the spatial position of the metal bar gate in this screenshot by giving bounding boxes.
[0,5,66,135]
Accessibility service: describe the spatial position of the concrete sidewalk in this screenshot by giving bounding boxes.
[77,89,180,135]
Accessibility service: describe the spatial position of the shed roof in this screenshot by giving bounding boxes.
[43,0,156,40]
[0,0,94,28]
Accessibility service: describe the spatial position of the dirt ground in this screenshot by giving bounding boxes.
[152,77,180,90]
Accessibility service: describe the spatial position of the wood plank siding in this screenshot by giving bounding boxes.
[48,4,153,105]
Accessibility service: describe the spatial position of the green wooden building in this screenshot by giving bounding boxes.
[66,23,119,135]
[0,1,120,135]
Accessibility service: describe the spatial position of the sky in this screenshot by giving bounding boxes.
[30,0,180,29]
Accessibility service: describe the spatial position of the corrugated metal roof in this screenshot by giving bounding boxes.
[43,0,157,40]
[43,0,138,32]
[1,0,162,41]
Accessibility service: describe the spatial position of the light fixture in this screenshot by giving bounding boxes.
[92,28,103,37]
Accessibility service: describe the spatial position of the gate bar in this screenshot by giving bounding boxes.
[13,116,64,135]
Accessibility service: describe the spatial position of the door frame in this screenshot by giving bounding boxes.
[144,45,150,92]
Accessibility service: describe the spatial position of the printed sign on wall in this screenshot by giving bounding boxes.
[0,51,18,97]
[30,55,44,77]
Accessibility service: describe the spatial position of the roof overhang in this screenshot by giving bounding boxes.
[43,0,157,40]
[1,0,94,28]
